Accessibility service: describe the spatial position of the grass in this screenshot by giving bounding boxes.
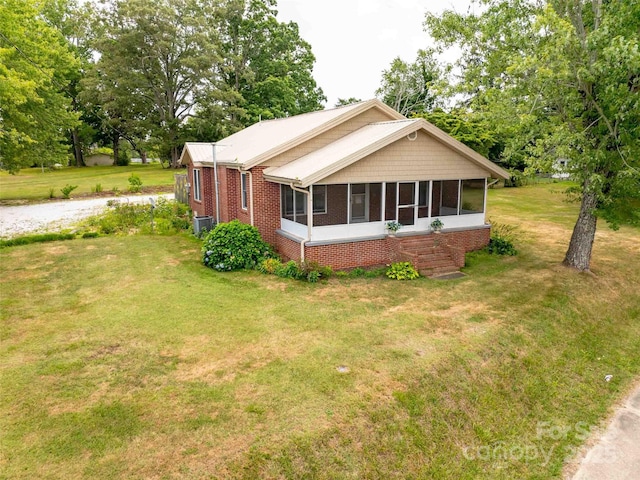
[1,183,639,478]
[0,164,177,203]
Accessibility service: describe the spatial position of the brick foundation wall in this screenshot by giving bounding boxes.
[276,234,303,262]
[274,226,491,271]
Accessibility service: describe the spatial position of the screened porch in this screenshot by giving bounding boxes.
[279,179,487,242]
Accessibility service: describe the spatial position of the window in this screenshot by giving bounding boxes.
[241,172,248,210]
[439,180,460,216]
[193,169,201,202]
[312,185,327,214]
[460,179,485,214]
[281,184,307,223]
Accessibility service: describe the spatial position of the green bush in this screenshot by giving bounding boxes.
[82,232,99,238]
[48,187,55,199]
[202,220,273,271]
[487,220,518,256]
[60,184,78,199]
[258,258,282,274]
[128,174,142,193]
[275,260,303,279]
[349,267,366,278]
[83,198,190,236]
[386,262,420,280]
[116,148,130,166]
[488,237,518,256]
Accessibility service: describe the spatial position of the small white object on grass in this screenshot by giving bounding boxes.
[605,374,613,382]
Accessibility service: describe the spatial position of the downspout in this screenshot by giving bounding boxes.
[289,183,311,262]
[212,144,220,223]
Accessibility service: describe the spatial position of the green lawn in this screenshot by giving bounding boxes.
[1,184,639,479]
[0,164,177,203]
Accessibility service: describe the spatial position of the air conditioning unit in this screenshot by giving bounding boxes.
[193,215,214,235]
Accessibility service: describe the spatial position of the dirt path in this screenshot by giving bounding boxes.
[0,194,174,238]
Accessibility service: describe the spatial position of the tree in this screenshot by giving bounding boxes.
[425,0,640,271]
[0,0,79,172]
[192,0,325,134]
[335,98,362,107]
[376,49,441,116]
[90,0,220,168]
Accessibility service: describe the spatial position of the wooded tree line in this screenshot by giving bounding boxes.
[0,0,325,171]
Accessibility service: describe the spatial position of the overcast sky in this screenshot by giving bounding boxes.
[276,0,476,108]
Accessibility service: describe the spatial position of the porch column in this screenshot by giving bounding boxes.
[308,185,314,231]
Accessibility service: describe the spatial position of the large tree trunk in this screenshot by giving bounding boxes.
[71,128,85,167]
[112,132,120,166]
[170,145,180,169]
[563,190,598,271]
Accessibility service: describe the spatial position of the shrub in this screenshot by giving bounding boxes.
[487,220,519,256]
[349,267,366,278]
[488,237,518,256]
[202,220,273,271]
[307,270,321,283]
[94,183,103,193]
[82,232,99,239]
[48,187,55,199]
[275,260,303,279]
[83,198,190,236]
[116,148,130,166]
[258,258,282,274]
[386,262,420,280]
[299,260,333,279]
[128,174,142,192]
[60,184,78,199]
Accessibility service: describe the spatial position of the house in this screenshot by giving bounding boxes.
[179,99,509,275]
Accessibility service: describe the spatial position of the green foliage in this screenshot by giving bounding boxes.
[93,183,103,193]
[201,220,273,271]
[0,0,80,173]
[349,267,366,278]
[424,0,640,269]
[116,147,131,166]
[430,218,444,231]
[0,233,75,248]
[60,184,78,199]
[81,232,99,239]
[377,49,441,116]
[487,220,519,256]
[127,174,142,192]
[274,260,303,280]
[386,262,420,280]
[257,258,282,275]
[84,198,189,235]
[48,187,55,199]
[385,221,402,233]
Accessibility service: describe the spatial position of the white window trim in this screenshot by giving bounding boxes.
[241,172,248,210]
[193,168,202,202]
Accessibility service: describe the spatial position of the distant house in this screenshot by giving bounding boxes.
[179,99,509,274]
[552,158,571,179]
[84,153,113,166]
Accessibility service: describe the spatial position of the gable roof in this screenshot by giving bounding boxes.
[263,118,510,186]
[178,99,404,168]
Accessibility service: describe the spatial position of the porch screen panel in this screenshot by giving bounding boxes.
[431,181,442,216]
[440,180,459,216]
[385,183,397,221]
[368,183,382,222]
[460,179,485,214]
[314,184,348,226]
[418,181,429,218]
[397,182,416,225]
[350,184,367,223]
[281,185,294,221]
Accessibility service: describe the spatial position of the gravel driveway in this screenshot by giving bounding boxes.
[0,194,174,238]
